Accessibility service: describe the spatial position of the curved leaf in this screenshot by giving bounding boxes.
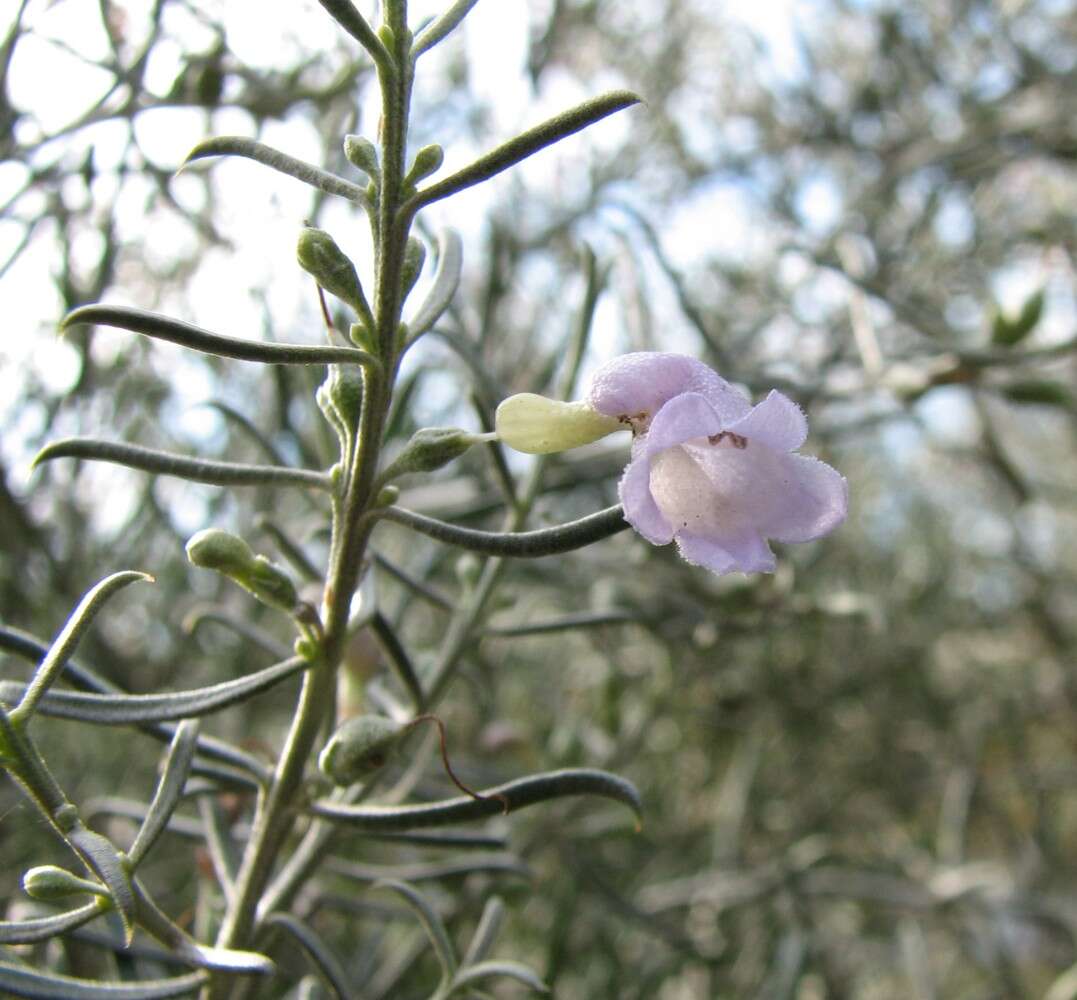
[0,656,308,725]
[407,229,462,340]
[127,720,200,868]
[451,960,549,995]
[461,896,505,967]
[65,825,135,943]
[0,628,268,787]
[184,136,370,206]
[0,900,105,944]
[11,572,151,724]
[263,912,353,1000]
[377,504,629,558]
[63,305,377,367]
[374,879,457,980]
[33,439,332,491]
[0,963,206,999]
[310,767,642,830]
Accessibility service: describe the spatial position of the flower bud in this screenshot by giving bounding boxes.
[23,865,105,901]
[401,236,427,299]
[186,529,255,574]
[318,715,405,786]
[495,393,621,454]
[296,227,366,313]
[344,135,380,179]
[379,427,484,483]
[186,529,299,613]
[405,143,444,187]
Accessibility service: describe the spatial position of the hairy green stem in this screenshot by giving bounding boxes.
[206,14,415,995]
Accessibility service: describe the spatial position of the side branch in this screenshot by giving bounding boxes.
[375,503,629,558]
[63,305,378,368]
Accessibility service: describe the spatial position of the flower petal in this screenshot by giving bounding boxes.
[675,529,776,575]
[755,453,849,543]
[726,390,807,452]
[619,456,674,544]
[588,353,750,424]
[641,392,723,457]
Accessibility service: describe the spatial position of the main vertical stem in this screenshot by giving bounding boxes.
[206,9,414,996]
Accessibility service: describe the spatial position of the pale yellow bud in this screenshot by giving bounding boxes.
[494,393,621,454]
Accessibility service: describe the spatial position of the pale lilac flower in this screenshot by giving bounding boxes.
[588,352,848,576]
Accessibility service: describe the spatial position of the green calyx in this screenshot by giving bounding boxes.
[318,715,405,786]
[378,426,487,485]
[495,393,621,454]
[186,529,299,613]
[296,227,367,315]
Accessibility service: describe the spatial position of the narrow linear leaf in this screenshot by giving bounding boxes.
[62,305,377,367]
[369,612,425,711]
[184,136,369,206]
[461,896,504,967]
[263,912,354,1000]
[128,719,200,868]
[132,882,275,976]
[0,900,105,945]
[0,655,308,725]
[405,91,641,214]
[12,572,151,724]
[451,960,549,995]
[330,853,529,885]
[377,504,629,557]
[0,962,206,999]
[316,0,391,67]
[65,826,135,944]
[33,438,332,491]
[0,628,268,786]
[374,879,457,980]
[310,767,642,831]
[412,1,482,57]
[197,795,240,900]
[484,610,635,637]
[407,229,463,340]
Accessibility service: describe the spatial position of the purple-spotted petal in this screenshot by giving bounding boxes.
[588,352,750,424]
[755,453,849,543]
[641,393,723,457]
[619,455,674,544]
[726,390,807,452]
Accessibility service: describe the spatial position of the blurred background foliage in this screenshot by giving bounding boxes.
[1,0,1076,996]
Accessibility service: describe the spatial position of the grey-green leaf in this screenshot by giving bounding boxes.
[11,572,152,724]
[33,439,332,491]
[310,767,642,830]
[375,879,457,980]
[184,136,370,207]
[62,304,376,367]
[461,896,505,967]
[65,825,135,943]
[0,963,206,999]
[0,900,105,944]
[0,655,308,725]
[407,229,463,341]
[127,719,200,868]
[451,960,549,995]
